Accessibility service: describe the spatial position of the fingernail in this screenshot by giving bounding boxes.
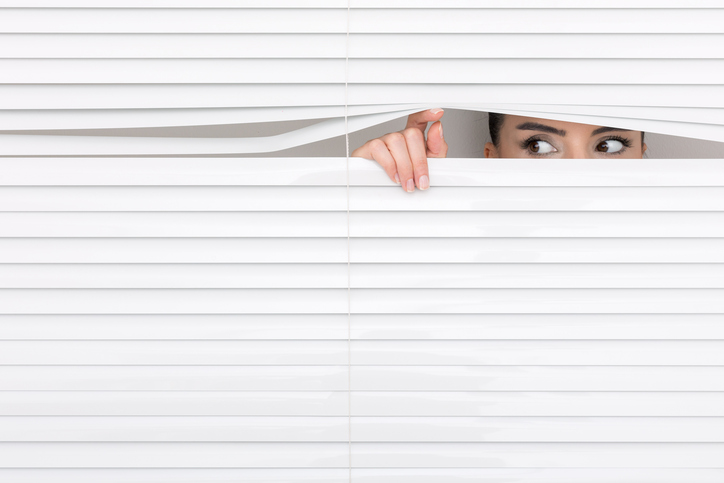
[439,123,443,139]
[394,173,400,184]
[419,175,429,190]
[430,108,444,114]
[406,179,415,192]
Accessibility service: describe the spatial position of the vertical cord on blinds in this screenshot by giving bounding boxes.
[345,2,352,481]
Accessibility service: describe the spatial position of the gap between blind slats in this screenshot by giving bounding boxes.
[3,103,724,146]
[1,103,723,144]
[0,110,421,155]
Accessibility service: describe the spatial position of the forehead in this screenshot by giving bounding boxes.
[500,114,607,135]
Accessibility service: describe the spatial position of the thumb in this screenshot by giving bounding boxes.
[405,108,445,133]
[426,120,448,158]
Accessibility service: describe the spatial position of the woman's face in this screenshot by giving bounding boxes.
[484,115,647,159]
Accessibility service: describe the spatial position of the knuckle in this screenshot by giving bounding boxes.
[402,127,424,142]
[368,138,386,153]
[384,132,406,147]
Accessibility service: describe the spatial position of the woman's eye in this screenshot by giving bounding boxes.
[597,139,624,153]
[527,140,555,154]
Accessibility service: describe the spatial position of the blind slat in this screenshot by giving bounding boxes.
[0,468,719,483]
[0,366,348,391]
[0,468,349,483]
[2,263,722,289]
[0,212,349,237]
[352,442,724,467]
[351,212,724,238]
[352,366,724,391]
[3,441,715,468]
[4,211,724,238]
[2,8,723,34]
[353,237,724,263]
[0,238,348,263]
[3,158,723,186]
[351,313,724,339]
[1,416,722,442]
[2,85,722,110]
[0,340,349,364]
[0,391,348,416]
[5,186,724,211]
[0,9,347,33]
[1,365,722,392]
[351,340,724,365]
[6,59,724,85]
[352,391,724,416]
[0,442,350,467]
[5,33,724,59]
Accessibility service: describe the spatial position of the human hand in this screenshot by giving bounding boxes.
[351,108,447,192]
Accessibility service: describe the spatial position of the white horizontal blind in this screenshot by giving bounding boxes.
[2,2,724,483]
[2,1,724,152]
[0,158,352,482]
[347,158,724,482]
[2,157,724,482]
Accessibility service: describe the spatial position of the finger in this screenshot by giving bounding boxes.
[381,132,415,192]
[404,108,445,133]
[351,139,400,184]
[426,120,448,158]
[401,126,430,191]
[350,142,371,159]
[367,138,400,184]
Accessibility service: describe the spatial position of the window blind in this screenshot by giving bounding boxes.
[1,2,724,483]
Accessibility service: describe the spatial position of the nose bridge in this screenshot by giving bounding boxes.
[565,140,589,159]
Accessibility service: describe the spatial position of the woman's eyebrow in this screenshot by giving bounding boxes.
[590,126,633,136]
[515,122,566,136]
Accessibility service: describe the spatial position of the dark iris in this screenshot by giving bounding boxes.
[528,141,541,153]
[596,137,631,153]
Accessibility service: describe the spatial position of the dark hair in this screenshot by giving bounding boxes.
[488,112,506,148]
[487,112,645,148]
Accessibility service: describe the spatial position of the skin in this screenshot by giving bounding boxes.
[351,109,648,192]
